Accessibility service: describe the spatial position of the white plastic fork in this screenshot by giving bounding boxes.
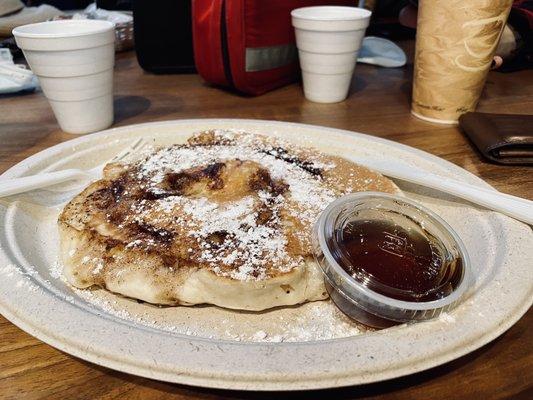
[0,138,148,198]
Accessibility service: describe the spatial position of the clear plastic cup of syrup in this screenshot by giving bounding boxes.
[312,192,472,328]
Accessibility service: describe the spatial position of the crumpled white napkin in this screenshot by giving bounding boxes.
[72,3,132,25]
[0,48,39,94]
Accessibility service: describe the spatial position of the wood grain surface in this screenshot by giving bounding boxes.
[0,45,532,399]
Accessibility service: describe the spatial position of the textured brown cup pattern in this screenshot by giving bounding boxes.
[412,0,513,122]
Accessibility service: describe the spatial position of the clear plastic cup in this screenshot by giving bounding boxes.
[312,192,472,328]
[13,20,115,134]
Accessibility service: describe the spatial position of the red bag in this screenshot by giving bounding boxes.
[192,0,357,95]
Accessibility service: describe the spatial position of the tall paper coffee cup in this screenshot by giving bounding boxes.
[411,0,513,124]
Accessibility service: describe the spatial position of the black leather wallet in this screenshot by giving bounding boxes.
[459,112,533,165]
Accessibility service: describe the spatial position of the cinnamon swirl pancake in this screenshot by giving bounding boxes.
[59,130,401,311]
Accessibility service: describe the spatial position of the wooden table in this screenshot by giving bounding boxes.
[1,47,532,399]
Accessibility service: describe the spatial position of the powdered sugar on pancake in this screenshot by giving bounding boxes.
[123,130,339,280]
[60,130,400,286]
[136,130,337,225]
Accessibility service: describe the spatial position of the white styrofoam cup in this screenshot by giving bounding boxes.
[292,7,371,103]
[13,20,115,134]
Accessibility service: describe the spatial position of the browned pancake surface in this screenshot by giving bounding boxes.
[59,130,399,282]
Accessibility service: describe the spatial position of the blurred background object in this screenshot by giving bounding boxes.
[51,3,133,51]
[0,0,63,37]
[24,1,91,9]
[133,0,195,74]
[367,0,416,39]
[96,0,130,11]
[1,0,529,96]
[0,46,38,93]
[357,36,406,67]
[0,0,24,16]
[496,0,533,72]
[0,1,135,51]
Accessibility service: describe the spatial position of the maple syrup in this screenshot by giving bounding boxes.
[331,219,463,302]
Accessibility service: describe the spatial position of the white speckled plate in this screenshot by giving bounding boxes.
[0,119,531,391]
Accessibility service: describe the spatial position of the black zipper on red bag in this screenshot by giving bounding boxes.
[220,0,234,86]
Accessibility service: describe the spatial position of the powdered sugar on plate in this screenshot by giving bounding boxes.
[0,264,41,293]
[72,285,367,342]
